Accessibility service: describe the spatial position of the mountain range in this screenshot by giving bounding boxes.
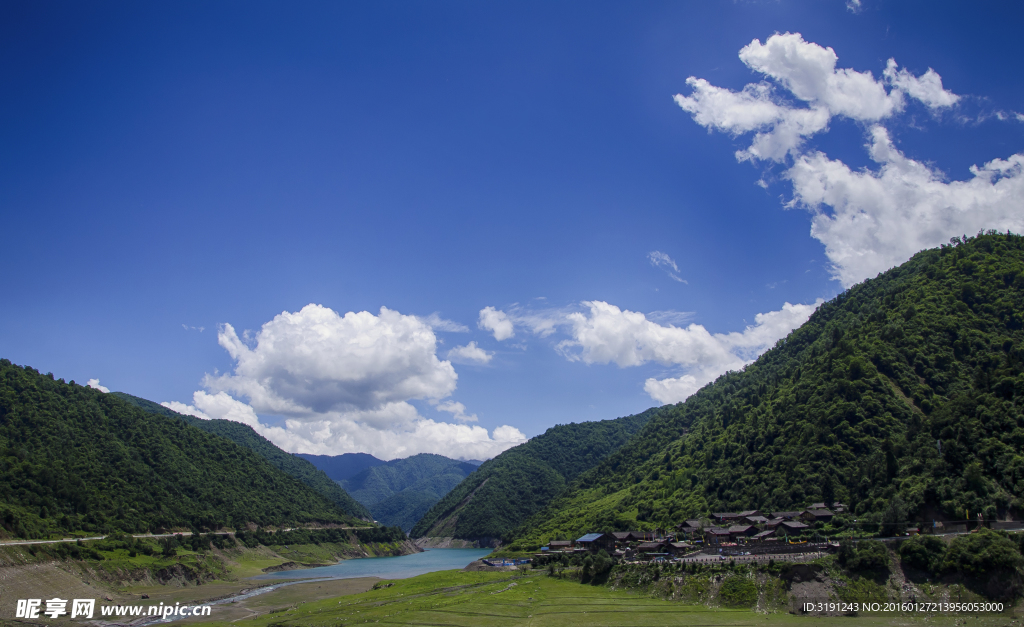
[301,453,480,532]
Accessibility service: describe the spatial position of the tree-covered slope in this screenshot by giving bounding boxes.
[507,232,1024,549]
[409,411,654,542]
[114,393,371,520]
[328,453,478,532]
[0,362,362,539]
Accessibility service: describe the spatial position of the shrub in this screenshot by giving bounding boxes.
[840,540,889,573]
[941,529,1024,576]
[898,535,946,574]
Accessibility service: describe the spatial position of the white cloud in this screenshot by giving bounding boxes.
[648,250,679,272]
[169,304,526,460]
[788,126,1024,286]
[419,313,469,333]
[675,32,959,162]
[675,34,1019,288]
[554,300,820,404]
[478,306,515,341]
[205,304,457,415]
[86,379,109,393]
[161,400,210,419]
[447,341,493,365]
[846,0,863,13]
[648,250,687,283]
[435,400,479,422]
[646,310,695,326]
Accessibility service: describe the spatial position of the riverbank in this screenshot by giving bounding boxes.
[0,531,421,619]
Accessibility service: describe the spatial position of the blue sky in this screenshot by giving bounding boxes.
[2,1,1022,459]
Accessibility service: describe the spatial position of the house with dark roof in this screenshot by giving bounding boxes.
[765,517,786,529]
[712,512,741,524]
[576,533,615,553]
[547,540,573,551]
[809,502,846,512]
[636,541,668,553]
[752,529,775,541]
[667,542,693,556]
[727,524,757,542]
[703,527,732,544]
[801,509,834,523]
[742,515,769,525]
[737,510,761,518]
[771,511,801,520]
[775,520,809,537]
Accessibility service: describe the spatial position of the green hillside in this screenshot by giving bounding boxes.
[335,453,478,532]
[506,231,1024,549]
[114,393,372,520]
[409,411,654,543]
[0,361,363,539]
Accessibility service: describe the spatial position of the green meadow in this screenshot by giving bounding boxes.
[187,569,1021,627]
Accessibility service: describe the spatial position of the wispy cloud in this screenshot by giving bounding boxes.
[647,250,687,283]
[420,313,469,333]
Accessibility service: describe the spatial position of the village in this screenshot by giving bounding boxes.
[536,503,857,564]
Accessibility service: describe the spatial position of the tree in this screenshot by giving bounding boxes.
[881,495,907,537]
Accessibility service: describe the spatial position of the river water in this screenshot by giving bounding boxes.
[252,548,493,582]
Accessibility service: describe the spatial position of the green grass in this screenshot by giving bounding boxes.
[186,568,1020,627]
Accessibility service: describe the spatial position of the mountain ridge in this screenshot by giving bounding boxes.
[114,393,372,520]
[505,232,1024,549]
[0,362,364,539]
[410,411,655,544]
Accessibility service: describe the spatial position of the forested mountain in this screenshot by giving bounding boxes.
[297,452,387,482]
[329,454,478,532]
[115,393,371,520]
[410,412,654,544]
[506,232,1024,549]
[0,362,364,539]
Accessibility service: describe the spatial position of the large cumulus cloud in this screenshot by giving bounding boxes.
[165,304,524,460]
[675,32,1023,287]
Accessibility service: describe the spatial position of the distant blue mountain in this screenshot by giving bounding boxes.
[299,452,480,532]
[296,452,386,483]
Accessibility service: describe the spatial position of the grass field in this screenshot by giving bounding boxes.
[182,569,1021,627]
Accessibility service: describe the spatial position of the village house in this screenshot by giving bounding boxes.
[636,540,668,554]
[727,524,757,542]
[576,533,615,553]
[667,542,692,556]
[810,502,846,513]
[801,508,835,523]
[752,529,775,542]
[547,540,573,552]
[771,511,802,520]
[703,527,732,544]
[712,512,741,524]
[742,514,769,525]
[775,520,809,537]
